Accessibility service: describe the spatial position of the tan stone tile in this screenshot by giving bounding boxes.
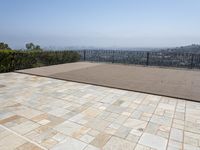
[88,129,100,137]
[6,103,22,108]
[168,140,183,149]
[84,145,100,150]
[80,134,95,143]
[134,144,152,150]
[31,113,48,122]
[38,119,51,125]
[170,128,183,142]
[114,126,132,138]
[139,133,167,150]
[104,127,117,135]
[123,118,147,130]
[71,126,90,138]
[103,136,136,150]
[90,133,111,148]
[24,130,40,140]
[41,138,58,149]
[52,133,67,142]
[0,130,11,139]
[34,125,50,134]
[126,134,140,143]
[11,120,40,135]
[16,142,43,150]
[83,107,102,118]
[0,115,21,124]
[50,136,87,150]
[0,134,27,150]
[15,106,43,119]
[157,130,169,139]
[86,118,111,131]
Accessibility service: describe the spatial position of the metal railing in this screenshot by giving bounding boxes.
[1,50,200,73]
[76,50,200,69]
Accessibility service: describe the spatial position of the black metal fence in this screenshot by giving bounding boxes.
[76,50,200,69]
[1,50,200,73]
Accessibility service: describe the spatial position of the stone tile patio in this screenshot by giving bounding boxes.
[0,72,200,150]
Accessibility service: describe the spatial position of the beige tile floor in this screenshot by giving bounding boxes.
[0,72,200,150]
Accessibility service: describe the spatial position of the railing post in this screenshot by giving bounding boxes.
[98,50,100,62]
[112,51,114,63]
[83,50,86,61]
[146,52,149,66]
[190,54,194,69]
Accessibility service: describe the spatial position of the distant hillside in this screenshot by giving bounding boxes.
[161,44,200,54]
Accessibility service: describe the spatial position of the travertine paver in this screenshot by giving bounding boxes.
[0,72,200,150]
[139,133,168,150]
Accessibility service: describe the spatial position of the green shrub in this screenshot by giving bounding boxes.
[0,51,14,72]
[0,50,80,73]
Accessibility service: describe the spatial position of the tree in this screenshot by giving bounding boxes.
[26,43,35,50]
[25,43,43,52]
[35,45,41,50]
[0,42,11,50]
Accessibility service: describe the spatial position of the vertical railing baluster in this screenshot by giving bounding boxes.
[83,50,86,61]
[146,52,149,66]
[190,54,194,69]
[112,50,114,63]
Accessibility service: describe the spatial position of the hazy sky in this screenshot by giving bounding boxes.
[0,0,200,49]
